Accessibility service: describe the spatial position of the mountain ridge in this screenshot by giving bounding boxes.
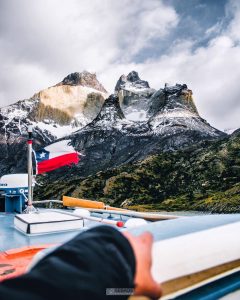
[45,78,226,183]
[0,70,229,195]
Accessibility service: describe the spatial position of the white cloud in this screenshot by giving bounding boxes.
[116,0,179,59]
[100,0,240,131]
[0,0,178,106]
[0,0,239,131]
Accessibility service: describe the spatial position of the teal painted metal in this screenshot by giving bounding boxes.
[174,270,240,300]
[0,187,28,213]
[0,213,83,251]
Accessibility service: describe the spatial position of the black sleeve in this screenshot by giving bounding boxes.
[0,226,136,300]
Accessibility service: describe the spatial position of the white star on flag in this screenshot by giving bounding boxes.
[40,152,46,158]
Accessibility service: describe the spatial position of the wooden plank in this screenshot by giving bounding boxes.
[161,261,240,297]
[63,196,105,209]
[151,221,240,283]
[62,195,179,220]
[131,221,240,299]
[131,265,240,300]
[88,208,179,221]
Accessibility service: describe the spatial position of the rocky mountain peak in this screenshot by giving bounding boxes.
[147,83,224,138]
[148,83,198,116]
[115,70,150,92]
[32,71,108,129]
[60,71,107,93]
[90,94,125,127]
[0,70,227,180]
[126,71,140,82]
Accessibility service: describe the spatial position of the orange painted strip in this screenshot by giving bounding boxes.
[63,196,105,209]
[0,244,55,282]
[63,196,128,211]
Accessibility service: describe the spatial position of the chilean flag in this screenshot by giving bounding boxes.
[35,140,80,174]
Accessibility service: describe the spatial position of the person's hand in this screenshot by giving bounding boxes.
[124,231,162,299]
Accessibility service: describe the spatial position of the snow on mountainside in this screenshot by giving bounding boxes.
[54,84,226,180]
[115,70,150,92]
[79,94,138,135]
[33,71,108,129]
[0,70,227,179]
[224,128,239,135]
[148,83,221,137]
[0,71,108,140]
[115,71,155,121]
[0,98,74,140]
[0,71,109,175]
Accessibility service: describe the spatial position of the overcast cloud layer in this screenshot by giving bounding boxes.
[0,0,239,131]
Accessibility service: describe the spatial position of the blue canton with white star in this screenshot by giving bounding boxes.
[36,148,50,162]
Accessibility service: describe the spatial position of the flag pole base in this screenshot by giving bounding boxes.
[23,205,38,214]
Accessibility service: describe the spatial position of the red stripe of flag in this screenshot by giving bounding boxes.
[37,153,79,174]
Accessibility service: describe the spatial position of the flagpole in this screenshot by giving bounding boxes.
[24,125,37,213]
[28,125,33,206]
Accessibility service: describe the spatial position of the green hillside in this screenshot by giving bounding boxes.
[35,130,240,213]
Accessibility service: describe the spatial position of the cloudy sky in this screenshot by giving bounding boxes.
[0,0,239,131]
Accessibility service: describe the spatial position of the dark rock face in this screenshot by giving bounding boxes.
[127,70,140,82]
[147,83,222,138]
[115,71,150,92]
[126,70,150,89]
[90,94,125,126]
[148,83,197,116]
[61,71,107,93]
[115,71,155,122]
[114,74,127,92]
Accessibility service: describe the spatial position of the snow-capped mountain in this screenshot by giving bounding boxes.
[115,70,150,92]
[224,128,239,135]
[0,71,108,138]
[115,71,155,121]
[0,70,228,179]
[0,71,108,175]
[53,83,226,179]
[148,83,221,137]
[33,71,108,131]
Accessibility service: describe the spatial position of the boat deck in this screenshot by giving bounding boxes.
[1,212,240,251]
[0,212,240,299]
[0,213,84,251]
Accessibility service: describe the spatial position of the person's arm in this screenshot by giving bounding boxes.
[124,231,162,299]
[0,226,136,300]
